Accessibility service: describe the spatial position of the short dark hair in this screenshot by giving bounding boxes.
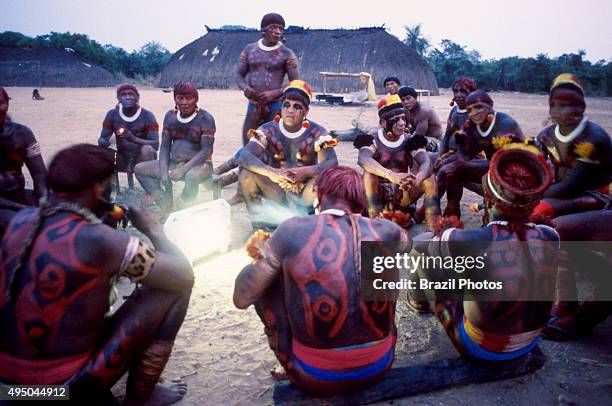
[398,86,418,99]
[47,144,115,192]
[383,76,401,87]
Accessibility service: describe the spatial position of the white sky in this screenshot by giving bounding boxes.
[1,0,611,62]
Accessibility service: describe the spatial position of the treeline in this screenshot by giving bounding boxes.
[0,31,171,79]
[404,26,612,96]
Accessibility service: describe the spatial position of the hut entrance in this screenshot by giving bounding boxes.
[315,71,377,105]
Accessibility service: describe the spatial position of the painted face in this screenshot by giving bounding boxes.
[0,92,7,123]
[175,94,198,117]
[281,99,307,129]
[400,95,417,112]
[452,85,470,109]
[467,103,491,125]
[385,113,406,137]
[263,24,283,44]
[549,89,585,128]
[385,81,400,95]
[118,89,139,109]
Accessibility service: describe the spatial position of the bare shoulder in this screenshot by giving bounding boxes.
[367,217,406,241]
[534,224,560,242]
[74,223,131,272]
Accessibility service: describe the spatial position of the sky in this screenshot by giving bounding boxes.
[1,0,611,62]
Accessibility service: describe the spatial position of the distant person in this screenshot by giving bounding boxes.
[135,81,216,216]
[98,84,159,191]
[399,86,443,142]
[234,166,410,395]
[435,90,524,218]
[439,76,478,155]
[0,144,193,404]
[0,86,47,237]
[383,76,401,95]
[31,89,45,100]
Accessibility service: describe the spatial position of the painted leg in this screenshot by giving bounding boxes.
[181,162,213,204]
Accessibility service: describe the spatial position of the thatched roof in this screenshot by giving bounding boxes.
[160,27,439,95]
[0,45,116,87]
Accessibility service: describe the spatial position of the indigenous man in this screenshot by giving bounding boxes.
[238,80,338,227]
[237,12,299,146]
[398,86,443,142]
[32,89,45,101]
[439,76,478,155]
[234,166,410,394]
[357,94,440,228]
[413,147,558,362]
[99,84,159,190]
[383,76,401,95]
[0,86,47,236]
[135,81,216,215]
[435,90,524,218]
[532,73,612,219]
[0,144,193,404]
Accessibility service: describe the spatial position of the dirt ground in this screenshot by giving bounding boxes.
[5,87,612,405]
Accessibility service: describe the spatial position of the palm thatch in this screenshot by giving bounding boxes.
[0,45,116,87]
[160,26,439,95]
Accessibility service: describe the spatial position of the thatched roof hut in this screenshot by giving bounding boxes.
[0,45,116,87]
[160,27,439,95]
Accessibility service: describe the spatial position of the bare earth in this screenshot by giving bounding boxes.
[5,87,612,405]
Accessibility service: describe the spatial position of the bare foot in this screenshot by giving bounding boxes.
[270,364,288,381]
[125,379,187,406]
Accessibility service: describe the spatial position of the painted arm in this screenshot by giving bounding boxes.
[125,207,194,290]
[233,229,284,309]
[358,148,411,185]
[412,150,432,185]
[238,141,281,181]
[289,147,338,182]
[544,161,598,198]
[237,50,257,100]
[24,154,47,201]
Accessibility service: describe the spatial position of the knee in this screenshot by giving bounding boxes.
[139,145,157,161]
[134,162,146,177]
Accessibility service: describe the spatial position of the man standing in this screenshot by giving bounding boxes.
[234,166,409,394]
[0,144,193,404]
[99,84,159,190]
[135,81,216,215]
[237,13,299,146]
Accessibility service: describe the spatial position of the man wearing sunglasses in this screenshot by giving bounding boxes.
[238,80,338,229]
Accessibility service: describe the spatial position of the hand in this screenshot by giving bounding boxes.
[244,86,257,100]
[123,128,137,143]
[388,171,414,186]
[258,90,279,104]
[169,167,186,182]
[283,167,309,184]
[127,206,163,236]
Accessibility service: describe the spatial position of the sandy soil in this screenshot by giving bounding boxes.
[4,87,612,405]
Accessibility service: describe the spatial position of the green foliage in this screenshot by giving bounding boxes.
[423,38,612,96]
[0,31,171,79]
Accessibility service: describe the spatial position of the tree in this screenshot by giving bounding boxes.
[403,24,430,57]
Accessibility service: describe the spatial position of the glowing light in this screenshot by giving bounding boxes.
[249,198,309,228]
[164,199,231,264]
